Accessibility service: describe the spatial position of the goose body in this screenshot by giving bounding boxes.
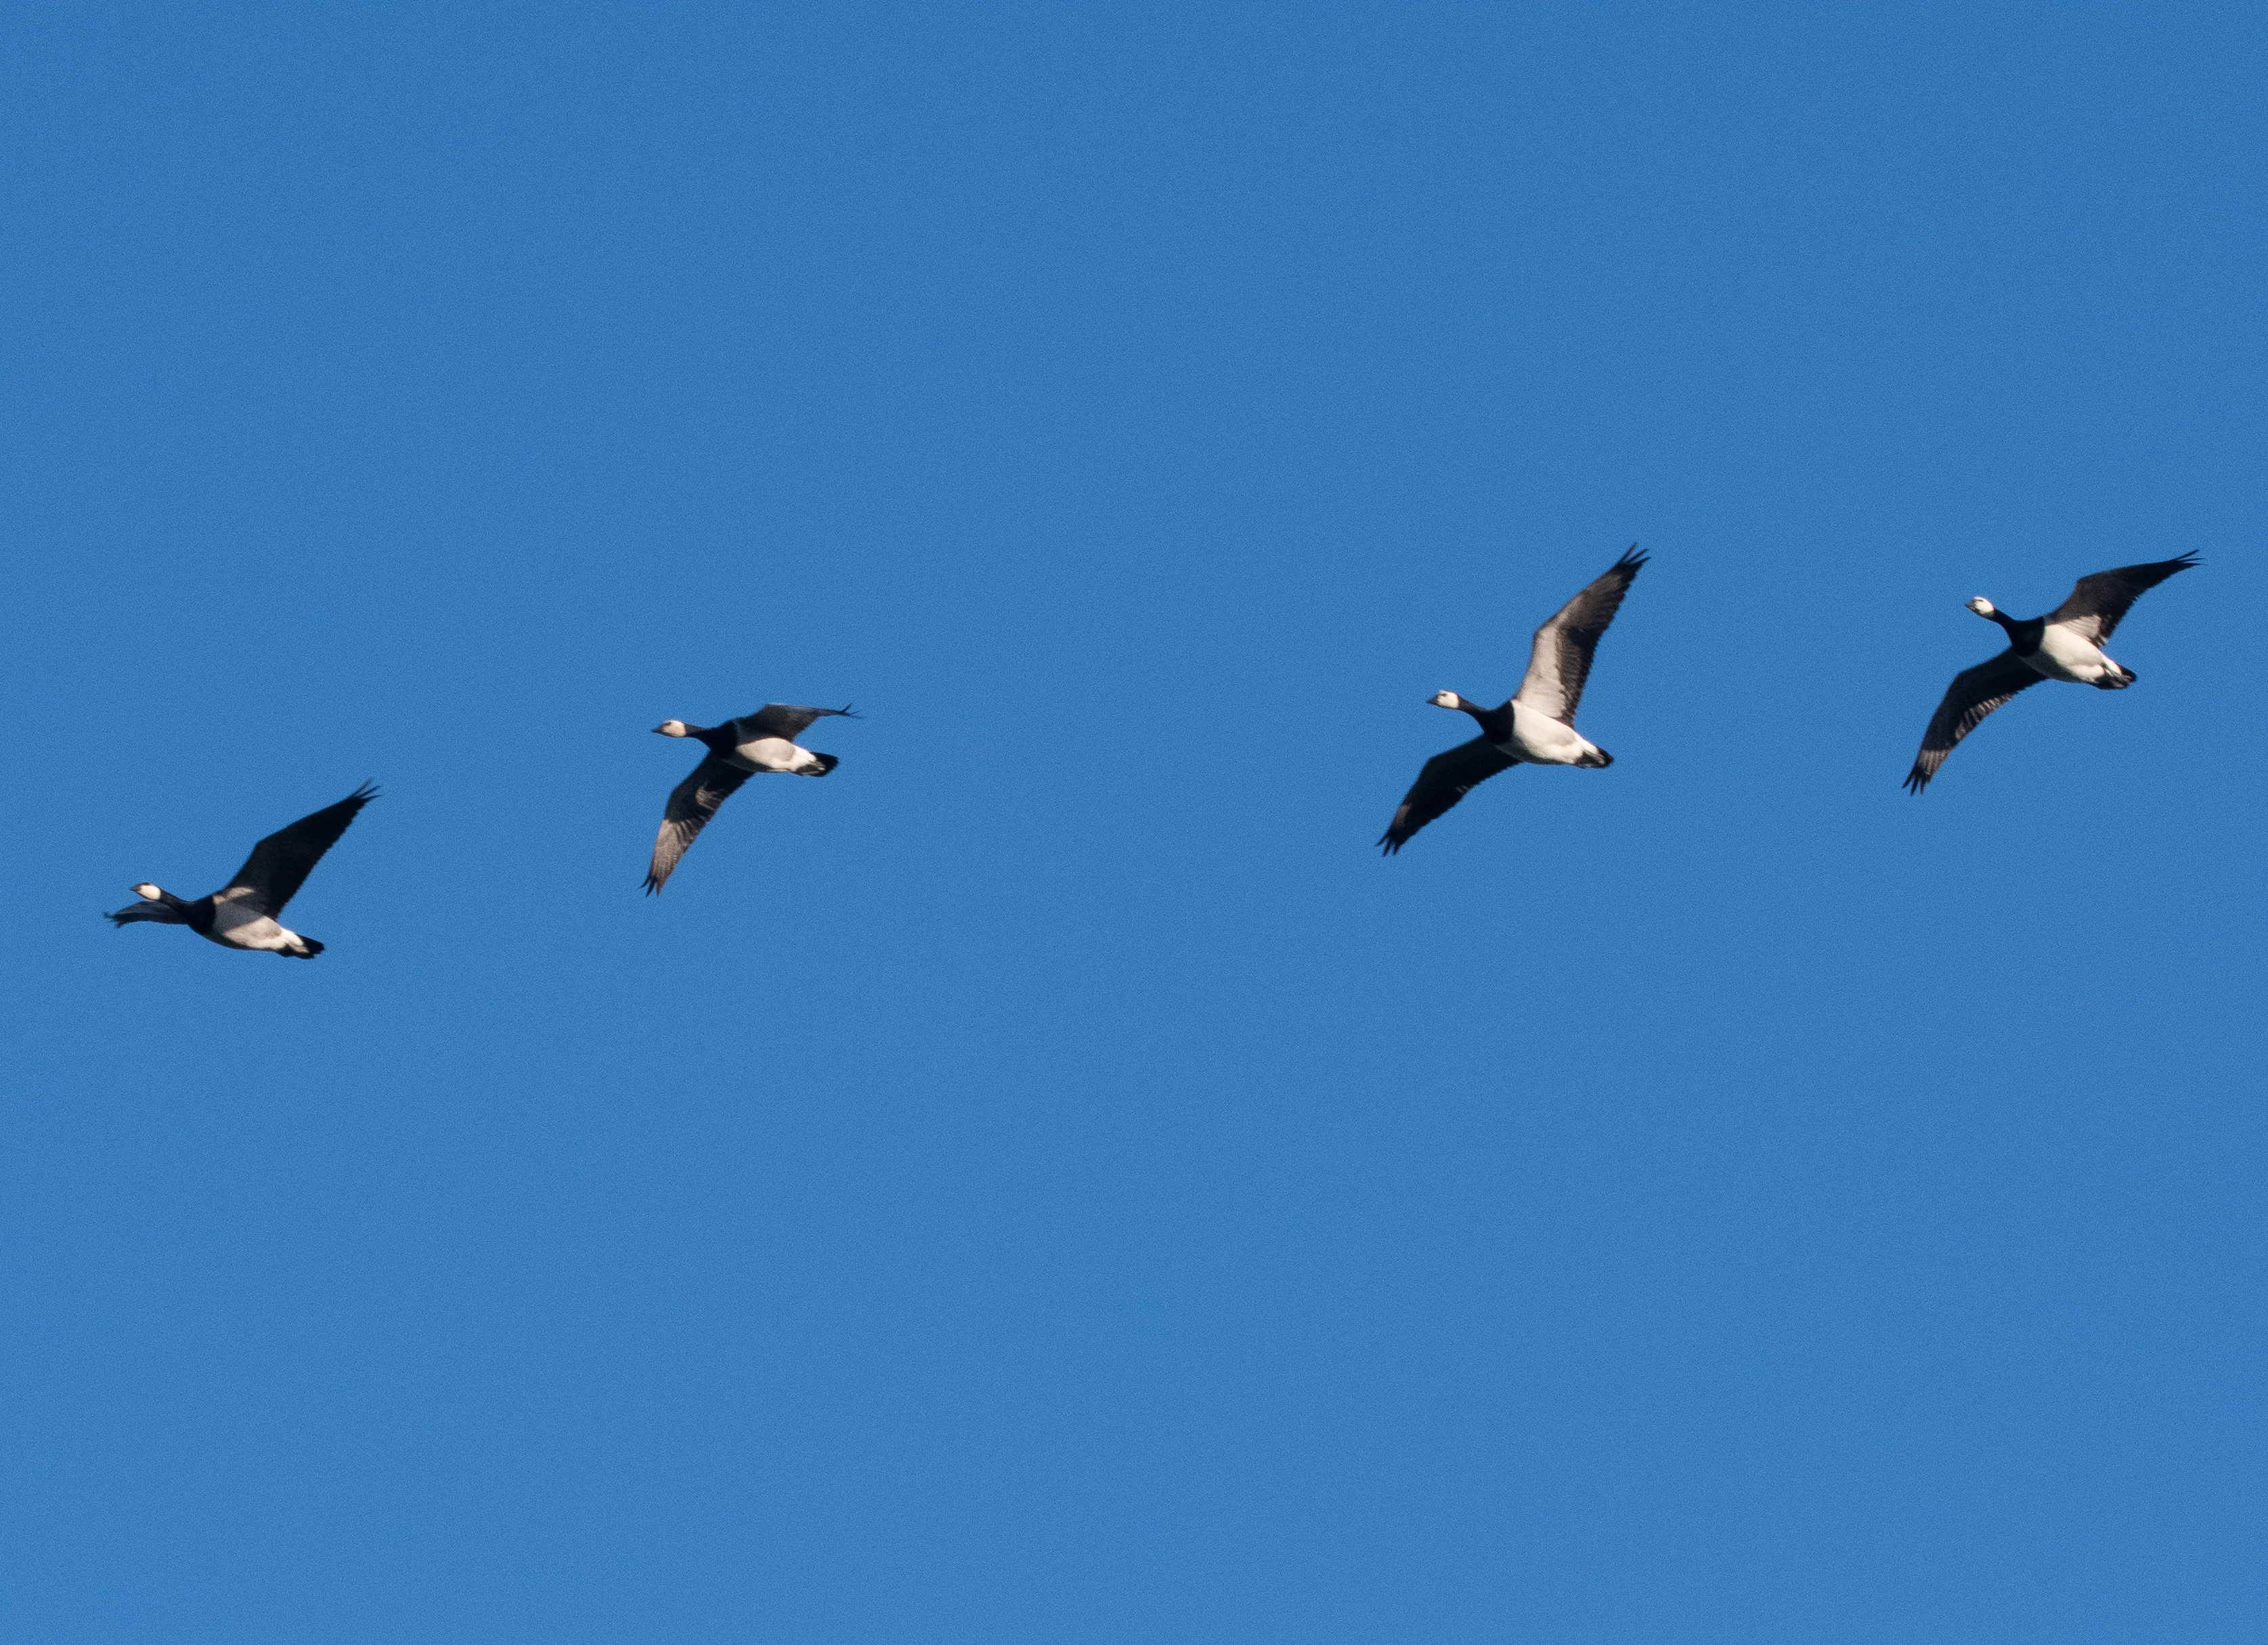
[106,784,377,958]
[1904,554,2198,793]
[646,703,856,893]
[2017,614,2131,686]
[1379,546,1645,854]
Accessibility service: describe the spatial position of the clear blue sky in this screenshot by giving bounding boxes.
[5,3,2264,1639]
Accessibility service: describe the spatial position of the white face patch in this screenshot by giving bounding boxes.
[132,883,163,900]
[1966,598,1997,616]
[1430,691,1461,709]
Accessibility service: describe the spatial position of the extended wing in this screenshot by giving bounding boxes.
[1512,546,1647,725]
[2045,553,2198,646]
[1378,739,1519,854]
[106,900,181,927]
[215,783,378,915]
[1903,652,2044,793]
[734,703,856,741]
[645,755,754,893]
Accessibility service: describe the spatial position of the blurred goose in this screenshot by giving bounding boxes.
[106,784,377,958]
[1380,546,1646,854]
[646,703,856,893]
[1904,554,2198,793]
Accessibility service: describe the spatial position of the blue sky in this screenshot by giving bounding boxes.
[5,3,2265,1639]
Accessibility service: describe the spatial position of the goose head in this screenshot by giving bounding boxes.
[1427,690,1468,711]
[109,883,188,927]
[653,720,693,737]
[1965,597,2000,619]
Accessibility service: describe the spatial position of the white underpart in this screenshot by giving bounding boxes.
[2026,622,2127,684]
[731,734,825,773]
[209,895,311,954]
[1498,699,1604,764]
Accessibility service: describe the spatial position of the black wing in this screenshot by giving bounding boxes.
[2047,553,2199,646]
[215,783,378,915]
[736,703,856,740]
[1903,652,2045,793]
[645,755,754,894]
[1378,739,1519,854]
[1512,546,1647,725]
[106,900,179,927]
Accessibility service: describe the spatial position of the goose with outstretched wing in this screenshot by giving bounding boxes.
[1380,547,1646,854]
[107,784,378,957]
[1903,554,2197,793]
[646,703,856,892]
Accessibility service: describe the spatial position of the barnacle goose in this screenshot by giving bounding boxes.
[1380,547,1646,854]
[646,704,856,892]
[106,784,377,958]
[1904,554,2198,793]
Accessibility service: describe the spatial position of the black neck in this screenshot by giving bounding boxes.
[1460,699,1513,739]
[1990,611,2045,653]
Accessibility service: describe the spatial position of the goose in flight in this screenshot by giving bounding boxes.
[1903,554,2198,793]
[645,703,856,893]
[106,784,377,958]
[1379,546,1647,854]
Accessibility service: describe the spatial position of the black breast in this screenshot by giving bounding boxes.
[2006,615,2046,656]
[182,899,218,936]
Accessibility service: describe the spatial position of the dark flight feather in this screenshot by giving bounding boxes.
[645,756,753,894]
[2045,553,2199,646]
[1514,546,1647,725]
[1378,739,1519,854]
[217,783,378,915]
[1903,653,2044,793]
[736,703,856,741]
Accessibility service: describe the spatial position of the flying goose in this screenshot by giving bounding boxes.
[1903,554,2198,793]
[106,784,377,958]
[645,703,856,892]
[1379,546,1647,854]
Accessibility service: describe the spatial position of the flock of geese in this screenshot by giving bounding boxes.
[108,548,2200,957]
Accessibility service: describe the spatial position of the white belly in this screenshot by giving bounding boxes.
[2026,623,2119,684]
[210,901,301,952]
[1500,700,1602,765]
[731,735,819,773]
